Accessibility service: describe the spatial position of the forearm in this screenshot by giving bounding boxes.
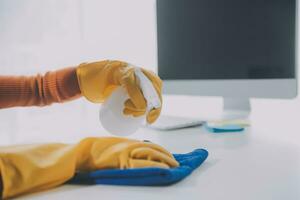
[0,67,81,108]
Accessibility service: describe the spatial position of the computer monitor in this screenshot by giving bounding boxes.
[156,0,297,119]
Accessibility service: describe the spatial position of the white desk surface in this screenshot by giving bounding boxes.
[0,95,300,200]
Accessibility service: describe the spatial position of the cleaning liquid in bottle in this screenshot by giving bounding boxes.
[99,68,161,136]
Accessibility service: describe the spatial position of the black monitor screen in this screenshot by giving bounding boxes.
[157,0,296,80]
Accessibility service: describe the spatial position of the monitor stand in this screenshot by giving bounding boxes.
[222,98,251,119]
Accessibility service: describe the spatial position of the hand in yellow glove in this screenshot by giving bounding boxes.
[0,137,178,199]
[76,60,163,124]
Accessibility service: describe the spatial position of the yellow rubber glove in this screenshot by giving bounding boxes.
[0,137,178,199]
[76,60,163,124]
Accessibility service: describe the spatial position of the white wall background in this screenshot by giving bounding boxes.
[0,0,157,75]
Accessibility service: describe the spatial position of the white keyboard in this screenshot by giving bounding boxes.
[146,115,204,130]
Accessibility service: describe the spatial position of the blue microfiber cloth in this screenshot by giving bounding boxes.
[68,149,208,186]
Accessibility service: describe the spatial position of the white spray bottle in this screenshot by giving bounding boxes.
[99,68,161,136]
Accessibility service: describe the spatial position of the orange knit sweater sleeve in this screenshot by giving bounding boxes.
[0,67,82,109]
